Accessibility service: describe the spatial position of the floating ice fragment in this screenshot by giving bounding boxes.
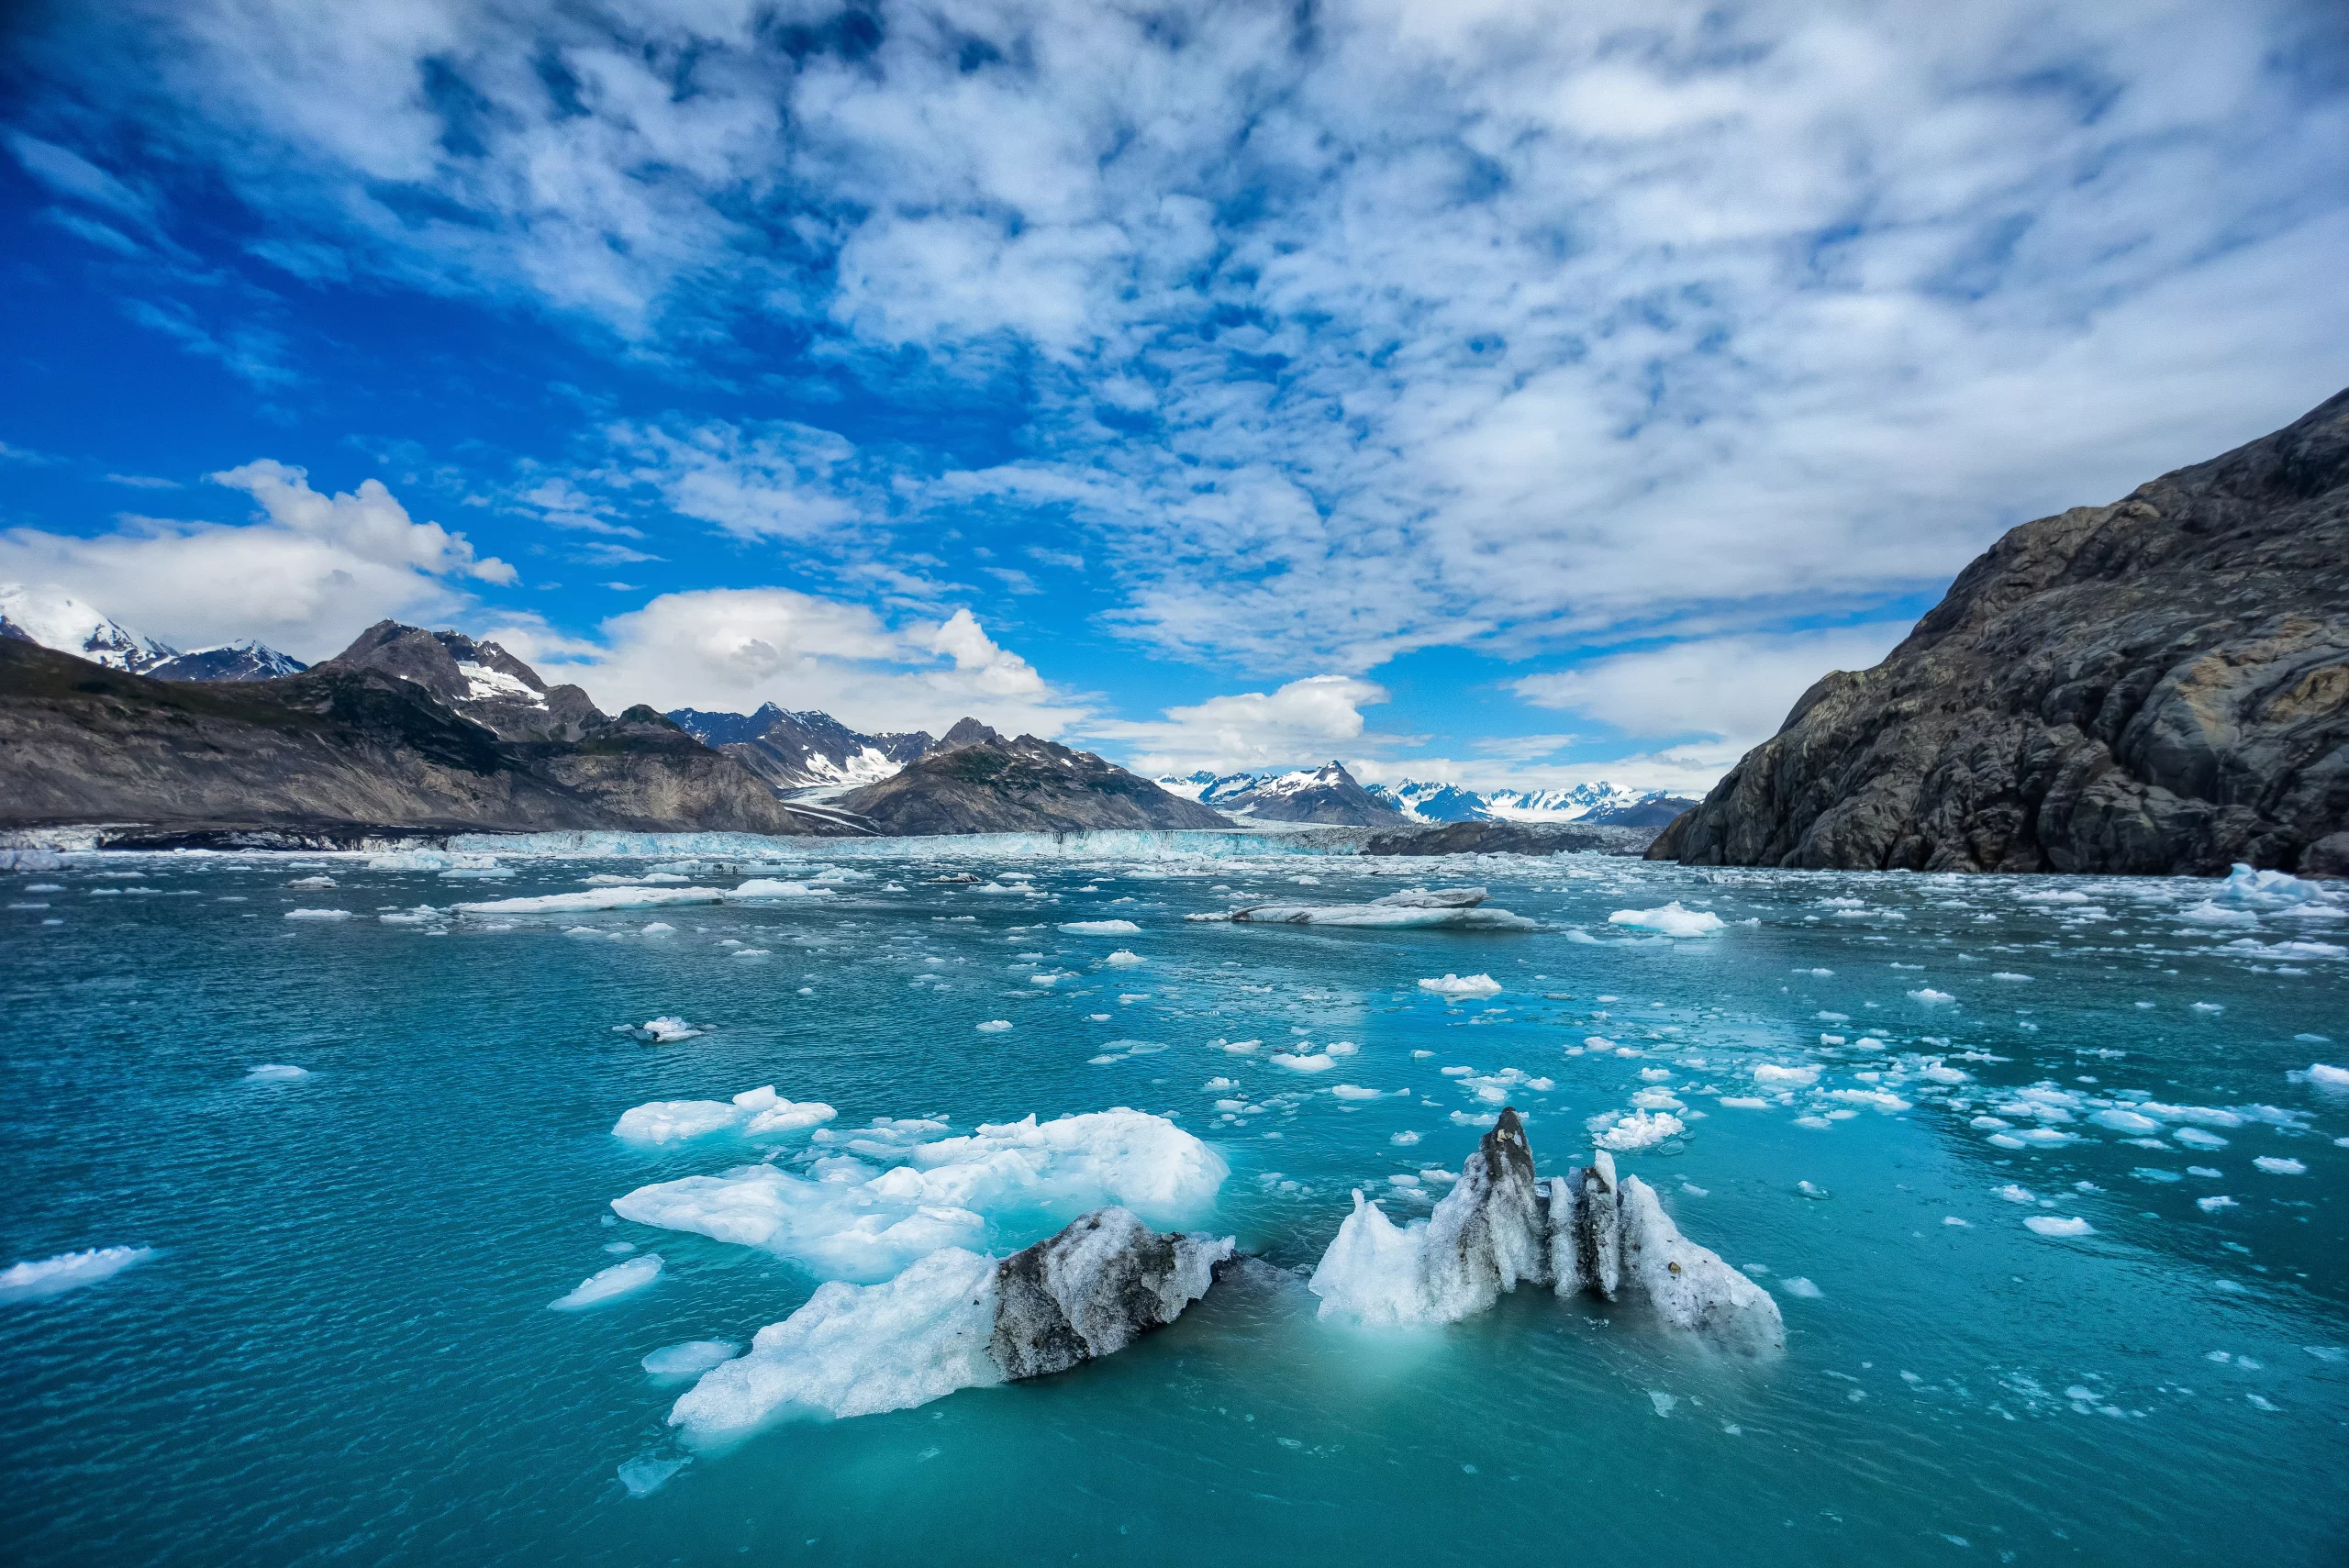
[284,907,353,920]
[1606,903,1725,938]
[1593,1110,1684,1151]
[2092,1108,2162,1135]
[245,1063,310,1081]
[1390,1131,1421,1146]
[1778,1276,1822,1297]
[2253,1157,2306,1175]
[1998,1184,2037,1204]
[617,1454,686,1496]
[1062,920,1141,935]
[1103,950,1146,967]
[1330,1084,1388,1100]
[2304,1063,2349,1089]
[2023,1217,2094,1238]
[612,1086,835,1145]
[642,1340,740,1378]
[1753,1063,1819,1088]
[1419,973,1502,998]
[1647,1391,1678,1417]
[1907,988,1955,1005]
[975,1020,1011,1033]
[671,1208,1229,1429]
[2174,1128,2229,1150]
[1273,1052,1340,1073]
[2198,1195,2238,1212]
[551,1254,662,1310]
[0,1245,155,1303]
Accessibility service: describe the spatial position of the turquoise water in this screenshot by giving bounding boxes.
[4,840,2344,1565]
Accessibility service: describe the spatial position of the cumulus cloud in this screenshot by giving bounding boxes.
[0,463,512,660]
[1086,675,1388,776]
[1512,624,1914,742]
[520,588,1079,737]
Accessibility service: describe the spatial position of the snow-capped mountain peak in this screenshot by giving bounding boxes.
[0,582,175,672]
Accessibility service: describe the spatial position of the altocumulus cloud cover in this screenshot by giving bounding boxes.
[3,0,2344,789]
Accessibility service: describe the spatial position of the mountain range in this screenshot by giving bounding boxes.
[1,580,1691,843]
[1159,766,1696,828]
[0,584,307,683]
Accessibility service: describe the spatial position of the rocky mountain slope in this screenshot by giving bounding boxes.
[320,621,606,743]
[1,582,306,681]
[668,703,932,792]
[1651,388,2349,876]
[0,634,810,845]
[841,719,1228,834]
[1158,768,1687,826]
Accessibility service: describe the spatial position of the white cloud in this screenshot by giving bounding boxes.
[15,0,2349,761]
[0,463,512,661]
[518,588,1080,738]
[1086,674,1388,775]
[1512,624,1914,741]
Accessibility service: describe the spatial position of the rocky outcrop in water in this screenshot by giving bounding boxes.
[0,638,809,842]
[1652,389,2349,876]
[839,719,1229,833]
[1364,819,1649,856]
[1309,1109,1783,1351]
[990,1207,1232,1380]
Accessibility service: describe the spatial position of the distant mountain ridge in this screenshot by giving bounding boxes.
[1158,767,1694,827]
[667,703,932,794]
[1,583,307,682]
[841,718,1225,833]
[1153,761,1403,825]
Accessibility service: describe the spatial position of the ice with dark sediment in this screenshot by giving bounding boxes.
[1186,885,1535,930]
[668,1206,1231,1433]
[1309,1108,1783,1352]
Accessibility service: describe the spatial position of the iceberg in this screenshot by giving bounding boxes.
[1061,919,1142,935]
[1419,973,1503,997]
[669,1207,1231,1432]
[1308,1109,1782,1351]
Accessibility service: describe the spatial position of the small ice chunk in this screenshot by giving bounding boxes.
[1062,920,1142,935]
[642,1340,741,1377]
[1647,1390,1678,1417]
[617,1454,686,1496]
[2253,1156,2307,1175]
[245,1063,311,1081]
[1593,1111,1684,1151]
[2092,1108,2163,1135]
[0,1245,155,1303]
[1418,973,1503,998]
[1777,1276,1822,1297]
[551,1254,662,1309]
[975,1020,1012,1033]
[2305,1063,2349,1088]
[1753,1063,1819,1087]
[1606,903,1725,938]
[1330,1084,1387,1100]
[1906,988,1955,1005]
[1998,1184,2037,1204]
[1390,1130,1421,1146]
[284,908,354,920]
[2174,1128,2230,1150]
[1103,950,1147,967]
[2197,1195,2238,1212]
[2023,1216,2094,1238]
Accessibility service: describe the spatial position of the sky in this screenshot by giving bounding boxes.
[2,0,2344,795]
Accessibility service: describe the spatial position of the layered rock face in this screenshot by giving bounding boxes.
[144,640,309,683]
[1653,390,2349,875]
[1308,1109,1784,1351]
[839,719,1229,833]
[0,638,807,842]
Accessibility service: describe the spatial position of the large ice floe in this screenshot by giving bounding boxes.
[1308,1109,1783,1353]
[1186,885,1535,930]
[451,877,831,917]
[667,1207,1232,1432]
[1606,902,1727,938]
[612,1107,1227,1283]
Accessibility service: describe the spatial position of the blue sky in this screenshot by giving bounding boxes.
[3,0,2345,792]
